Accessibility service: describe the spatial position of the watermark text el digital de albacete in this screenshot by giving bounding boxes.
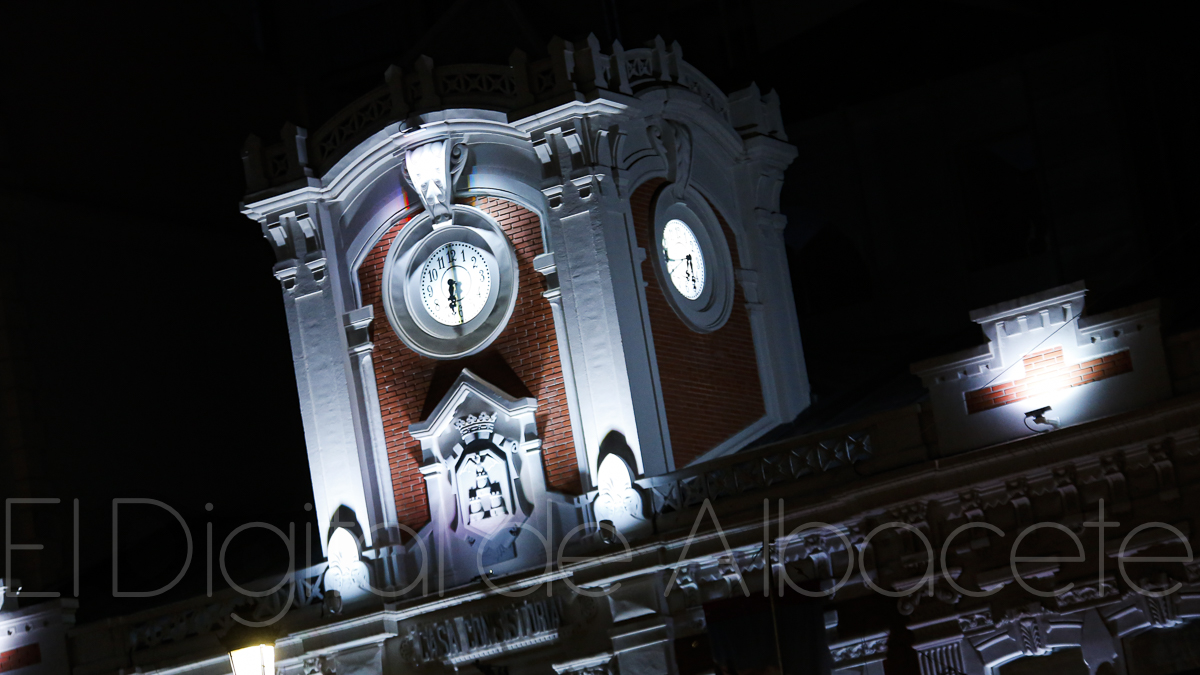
[4,497,1193,627]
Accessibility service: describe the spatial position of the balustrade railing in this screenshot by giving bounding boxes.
[244,37,745,192]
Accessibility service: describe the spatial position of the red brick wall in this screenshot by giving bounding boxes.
[631,180,765,467]
[966,346,1133,414]
[358,197,579,533]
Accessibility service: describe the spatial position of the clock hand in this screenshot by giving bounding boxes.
[447,269,465,324]
[446,276,458,317]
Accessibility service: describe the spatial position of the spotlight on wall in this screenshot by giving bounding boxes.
[1024,406,1060,433]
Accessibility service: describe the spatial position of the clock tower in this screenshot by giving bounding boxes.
[241,39,809,590]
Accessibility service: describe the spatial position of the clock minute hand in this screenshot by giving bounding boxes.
[451,267,465,319]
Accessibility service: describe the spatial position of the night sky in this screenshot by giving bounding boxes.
[3,0,1195,621]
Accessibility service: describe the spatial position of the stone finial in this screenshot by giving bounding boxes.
[509,49,535,108]
[546,36,578,95]
[727,83,787,140]
[280,122,313,180]
[573,33,609,91]
[413,55,440,109]
[384,64,409,117]
[241,134,266,194]
[610,39,633,94]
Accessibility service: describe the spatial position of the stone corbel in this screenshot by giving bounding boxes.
[274,264,298,293]
[1100,453,1131,513]
[344,306,374,356]
[400,137,467,226]
[1149,443,1179,500]
[647,119,692,201]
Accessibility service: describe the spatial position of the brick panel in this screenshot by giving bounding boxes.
[965,346,1134,414]
[631,180,765,467]
[358,197,579,533]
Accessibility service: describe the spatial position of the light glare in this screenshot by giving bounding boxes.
[229,644,274,675]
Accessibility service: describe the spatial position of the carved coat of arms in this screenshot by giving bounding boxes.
[451,411,521,537]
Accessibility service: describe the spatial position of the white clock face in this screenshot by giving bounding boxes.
[661,218,705,300]
[419,242,492,326]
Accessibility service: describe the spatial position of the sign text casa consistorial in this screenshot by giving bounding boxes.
[407,597,563,665]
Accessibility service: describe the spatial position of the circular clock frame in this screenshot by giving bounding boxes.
[650,190,734,333]
[382,204,518,359]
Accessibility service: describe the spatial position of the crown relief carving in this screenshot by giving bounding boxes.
[453,411,497,441]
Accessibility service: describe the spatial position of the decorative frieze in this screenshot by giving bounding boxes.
[829,632,888,670]
[638,431,872,518]
[404,597,564,667]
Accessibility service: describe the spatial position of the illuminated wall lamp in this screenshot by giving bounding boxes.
[221,626,277,675]
[229,644,275,675]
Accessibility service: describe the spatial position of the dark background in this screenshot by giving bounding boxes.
[2,0,1196,622]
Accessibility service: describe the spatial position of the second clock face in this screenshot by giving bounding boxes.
[662,218,706,300]
[419,242,492,326]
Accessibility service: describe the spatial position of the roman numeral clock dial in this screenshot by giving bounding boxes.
[419,242,491,326]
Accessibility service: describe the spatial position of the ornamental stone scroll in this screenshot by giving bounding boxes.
[400,138,468,225]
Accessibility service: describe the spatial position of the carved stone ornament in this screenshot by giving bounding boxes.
[408,369,558,586]
[593,453,644,529]
[829,632,889,668]
[401,138,468,225]
[647,119,692,201]
[452,412,521,537]
[324,527,372,601]
[303,655,334,675]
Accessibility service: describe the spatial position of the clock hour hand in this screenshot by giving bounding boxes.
[446,274,465,323]
[446,276,458,310]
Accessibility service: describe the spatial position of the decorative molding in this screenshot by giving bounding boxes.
[553,652,617,675]
[1053,578,1120,610]
[637,431,872,518]
[957,609,994,633]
